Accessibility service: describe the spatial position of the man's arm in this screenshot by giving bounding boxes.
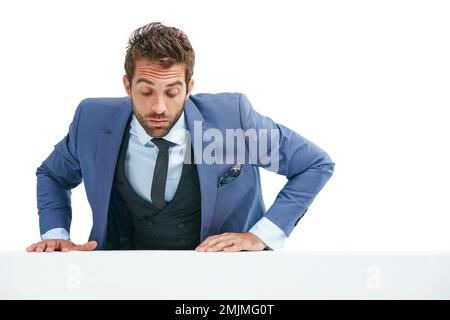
[196,93,334,252]
[240,93,335,237]
[29,101,96,252]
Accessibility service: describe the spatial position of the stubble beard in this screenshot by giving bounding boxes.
[131,98,184,138]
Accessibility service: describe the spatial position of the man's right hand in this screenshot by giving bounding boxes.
[26,240,97,253]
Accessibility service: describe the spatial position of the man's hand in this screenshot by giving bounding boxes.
[195,232,267,252]
[26,240,97,253]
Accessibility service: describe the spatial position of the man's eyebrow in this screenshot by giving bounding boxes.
[166,80,183,87]
[136,78,155,86]
[135,79,183,87]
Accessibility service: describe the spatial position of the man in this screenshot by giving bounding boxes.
[27,22,334,253]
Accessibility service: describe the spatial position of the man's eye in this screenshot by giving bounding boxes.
[141,92,152,96]
[167,90,179,97]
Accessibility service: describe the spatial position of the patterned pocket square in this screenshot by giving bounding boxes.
[217,164,243,187]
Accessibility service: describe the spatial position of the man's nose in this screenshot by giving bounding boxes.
[152,96,167,114]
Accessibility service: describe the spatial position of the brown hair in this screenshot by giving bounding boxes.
[124,22,195,86]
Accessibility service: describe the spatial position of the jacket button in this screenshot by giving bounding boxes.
[146,219,153,226]
[178,223,184,229]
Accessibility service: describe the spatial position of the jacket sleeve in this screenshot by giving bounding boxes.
[36,102,84,235]
[238,93,335,237]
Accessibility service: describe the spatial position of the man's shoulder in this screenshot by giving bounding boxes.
[78,96,131,111]
[190,92,242,105]
[189,92,246,118]
[72,97,131,130]
[189,92,250,128]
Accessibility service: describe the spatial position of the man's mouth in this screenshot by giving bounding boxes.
[147,119,169,125]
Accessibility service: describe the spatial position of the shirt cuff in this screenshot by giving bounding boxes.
[249,217,287,250]
[41,228,70,240]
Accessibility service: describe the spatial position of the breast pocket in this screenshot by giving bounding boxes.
[214,164,255,231]
[217,164,248,192]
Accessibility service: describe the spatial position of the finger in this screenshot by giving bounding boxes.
[71,241,97,251]
[26,243,38,252]
[195,245,206,252]
[45,240,57,252]
[206,240,235,252]
[206,234,235,247]
[197,234,234,250]
[202,233,233,244]
[35,241,47,253]
[195,236,216,251]
[223,244,243,252]
[59,241,73,252]
[196,235,218,248]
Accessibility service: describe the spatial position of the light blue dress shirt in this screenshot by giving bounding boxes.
[41,112,287,249]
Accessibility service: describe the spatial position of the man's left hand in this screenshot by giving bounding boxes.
[195,232,267,252]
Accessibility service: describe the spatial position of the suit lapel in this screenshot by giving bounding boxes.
[91,98,132,247]
[184,99,218,241]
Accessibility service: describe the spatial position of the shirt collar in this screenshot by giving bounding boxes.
[130,111,188,147]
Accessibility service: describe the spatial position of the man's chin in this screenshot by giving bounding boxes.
[147,127,170,138]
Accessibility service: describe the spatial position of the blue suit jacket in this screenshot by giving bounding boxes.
[36,93,334,249]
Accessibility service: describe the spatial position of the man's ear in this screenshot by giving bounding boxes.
[123,75,131,96]
[185,79,194,101]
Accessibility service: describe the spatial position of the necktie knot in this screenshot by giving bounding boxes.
[151,138,175,152]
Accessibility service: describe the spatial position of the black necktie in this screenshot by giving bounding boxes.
[151,138,175,210]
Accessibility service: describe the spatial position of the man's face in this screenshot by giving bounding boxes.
[123,58,194,137]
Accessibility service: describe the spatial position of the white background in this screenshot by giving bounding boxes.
[0,0,449,251]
